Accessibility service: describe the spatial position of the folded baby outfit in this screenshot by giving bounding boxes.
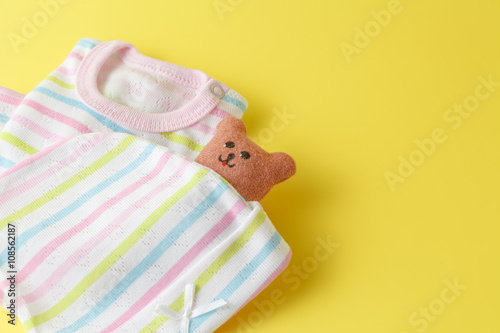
[0,39,291,333]
[0,38,248,173]
[0,132,291,333]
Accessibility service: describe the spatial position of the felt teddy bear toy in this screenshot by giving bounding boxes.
[195,116,296,201]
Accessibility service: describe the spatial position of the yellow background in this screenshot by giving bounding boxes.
[1,0,499,332]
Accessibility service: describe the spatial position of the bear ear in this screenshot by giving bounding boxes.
[269,152,296,185]
[216,116,247,135]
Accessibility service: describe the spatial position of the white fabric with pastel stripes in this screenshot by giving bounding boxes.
[0,87,24,168]
[0,132,291,333]
[0,38,248,174]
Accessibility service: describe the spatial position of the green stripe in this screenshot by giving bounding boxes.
[0,136,136,230]
[46,75,75,89]
[139,210,267,332]
[0,132,39,155]
[22,167,210,331]
[160,132,204,153]
[139,316,167,333]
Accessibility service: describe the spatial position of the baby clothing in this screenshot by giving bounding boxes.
[0,38,248,174]
[0,38,292,332]
[0,87,24,133]
[0,132,291,333]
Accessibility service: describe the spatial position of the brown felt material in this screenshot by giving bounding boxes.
[195,117,296,201]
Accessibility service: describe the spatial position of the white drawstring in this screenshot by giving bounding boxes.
[155,284,227,333]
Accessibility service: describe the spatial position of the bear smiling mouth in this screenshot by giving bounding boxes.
[218,155,235,168]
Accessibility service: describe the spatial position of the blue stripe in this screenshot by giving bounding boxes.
[0,156,15,169]
[32,87,133,134]
[58,181,229,333]
[0,113,9,123]
[0,144,156,267]
[221,95,246,112]
[187,232,282,333]
[76,39,96,49]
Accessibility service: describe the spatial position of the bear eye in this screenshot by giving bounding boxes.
[224,141,235,148]
[240,151,251,159]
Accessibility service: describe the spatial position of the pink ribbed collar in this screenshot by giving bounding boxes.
[76,40,226,133]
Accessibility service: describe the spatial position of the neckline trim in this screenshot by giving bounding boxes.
[75,40,226,133]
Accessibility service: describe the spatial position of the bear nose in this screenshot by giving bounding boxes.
[227,153,235,160]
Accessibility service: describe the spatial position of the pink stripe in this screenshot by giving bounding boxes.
[210,107,232,119]
[236,249,292,313]
[0,134,108,204]
[17,152,177,307]
[0,93,22,106]
[66,52,83,61]
[101,199,246,333]
[56,66,77,75]
[10,114,67,143]
[0,87,24,100]
[21,98,92,133]
[191,121,216,135]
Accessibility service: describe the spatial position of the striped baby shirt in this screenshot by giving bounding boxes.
[0,38,248,173]
[0,132,291,332]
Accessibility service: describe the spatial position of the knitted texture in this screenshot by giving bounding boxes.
[0,38,248,174]
[0,132,291,333]
[0,87,24,132]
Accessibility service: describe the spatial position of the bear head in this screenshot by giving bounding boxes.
[195,117,296,201]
